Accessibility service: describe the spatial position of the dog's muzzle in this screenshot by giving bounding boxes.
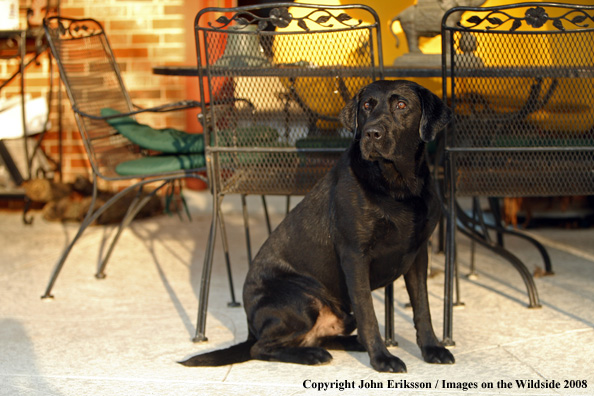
[360,125,394,161]
[363,126,384,141]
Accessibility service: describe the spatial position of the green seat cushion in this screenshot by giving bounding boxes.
[295,136,351,149]
[115,154,206,176]
[216,126,281,164]
[101,108,204,154]
[217,125,280,146]
[295,136,350,166]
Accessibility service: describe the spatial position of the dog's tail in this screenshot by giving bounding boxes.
[178,339,255,367]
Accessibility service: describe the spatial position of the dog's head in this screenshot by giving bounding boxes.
[340,80,451,164]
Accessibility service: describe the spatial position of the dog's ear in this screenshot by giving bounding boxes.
[415,85,452,142]
[340,90,361,138]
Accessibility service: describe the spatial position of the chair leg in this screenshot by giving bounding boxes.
[458,226,541,309]
[464,198,553,275]
[456,197,542,308]
[95,184,162,279]
[261,195,272,235]
[488,197,505,246]
[454,255,465,307]
[41,178,167,299]
[468,240,478,278]
[241,194,253,266]
[467,199,479,279]
[443,156,456,347]
[41,176,101,299]
[217,209,240,307]
[496,227,554,275]
[443,223,456,346]
[194,193,221,343]
[384,283,397,347]
[487,198,554,275]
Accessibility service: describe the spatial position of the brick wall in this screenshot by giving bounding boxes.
[1,0,232,191]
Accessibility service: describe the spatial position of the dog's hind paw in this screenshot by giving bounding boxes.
[370,355,407,373]
[422,346,455,364]
[296,347,333,365]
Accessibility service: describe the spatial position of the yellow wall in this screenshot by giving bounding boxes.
[286,1,592,130]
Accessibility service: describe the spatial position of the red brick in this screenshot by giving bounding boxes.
[153,19,184,30]
[108,34,130,46]
[41,131,61,141]
[129,62,153,73]
[164,33,185,44]
[110,20,149,31]
[113,48,149,58]
[130,89,161,99]
[132,34,160,44]
[165,88,184,99]
[152,47,184,60]
[22,78,50,87]
[69,158,91,169]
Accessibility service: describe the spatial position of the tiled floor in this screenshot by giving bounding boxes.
[1,192,593,395]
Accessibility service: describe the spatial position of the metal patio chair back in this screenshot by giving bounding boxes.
[47,18,138,179]
[192,3,385,342]
[41,17,210,300]
[196,3,383,197]
[441,2,594,344]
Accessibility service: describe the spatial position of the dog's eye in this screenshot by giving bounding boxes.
[363,101,373,111]
[396,101,407,110]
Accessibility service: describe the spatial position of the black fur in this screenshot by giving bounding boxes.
[180,80,454,372]
[180,340,254,367]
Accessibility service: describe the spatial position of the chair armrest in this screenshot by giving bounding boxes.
[72,100,203,121]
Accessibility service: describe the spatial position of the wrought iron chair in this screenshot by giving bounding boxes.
[39,17,236,301]
[193,3,389,342]
[441,2,594,344]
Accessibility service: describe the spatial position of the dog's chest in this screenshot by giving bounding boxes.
[362,200,434,285]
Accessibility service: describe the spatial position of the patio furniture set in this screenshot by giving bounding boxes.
[29,2,594,347]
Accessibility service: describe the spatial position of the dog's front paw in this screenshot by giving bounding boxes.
[421,346,455,364]
[370,354,407,373]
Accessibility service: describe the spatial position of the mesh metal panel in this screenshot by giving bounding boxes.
[44,18,140,179]
[443,3,594,197]
[196,4,382,196]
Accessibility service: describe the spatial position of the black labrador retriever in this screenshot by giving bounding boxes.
[181,80,454,372]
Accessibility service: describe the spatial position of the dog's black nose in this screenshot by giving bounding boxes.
[364,128,383,140]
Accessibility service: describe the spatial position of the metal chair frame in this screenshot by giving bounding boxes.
[441,2,594,345]
[40,17,217,299]
[192,3,391,343]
